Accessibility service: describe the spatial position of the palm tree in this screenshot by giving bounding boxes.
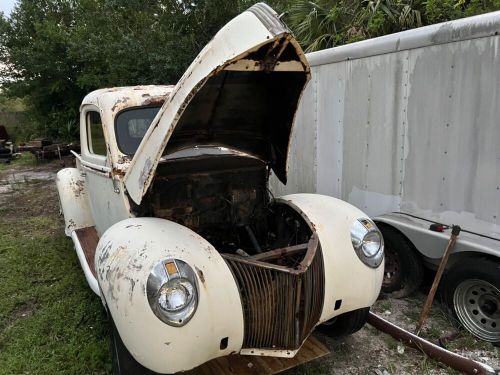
[287,0,424,52]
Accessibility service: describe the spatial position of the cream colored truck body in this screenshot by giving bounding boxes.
[56,3,384,373]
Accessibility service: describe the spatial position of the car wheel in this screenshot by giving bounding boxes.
[379,225,423,298]
[441,257,500,345]
[110,318,161,375]
[318,307,370,338]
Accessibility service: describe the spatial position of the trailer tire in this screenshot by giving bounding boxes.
[110,318,164,375]
[441,257,500,345]
[318,307,370,338]
[379,226,423,298]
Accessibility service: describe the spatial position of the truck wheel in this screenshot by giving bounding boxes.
[110,319,161,375]
[441,257,500,345]
[318,307,370,338]
[379,226,423,298]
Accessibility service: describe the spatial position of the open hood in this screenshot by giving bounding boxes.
[124,3,311,205]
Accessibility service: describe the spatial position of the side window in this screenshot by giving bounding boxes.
[87,111,107,155]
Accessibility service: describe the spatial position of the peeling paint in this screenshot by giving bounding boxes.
[111,96,131,112]
[70,179,85,198]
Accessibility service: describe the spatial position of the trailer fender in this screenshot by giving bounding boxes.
[95,217,244,374]
[374,213,500,262]
[56,168,94,236]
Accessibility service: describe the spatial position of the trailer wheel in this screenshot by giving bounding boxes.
[379,226,423,298]
[110,318,164,375]
[318,307,370,338]
[442,257,500,345]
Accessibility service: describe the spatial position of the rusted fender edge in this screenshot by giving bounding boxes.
[367,312,499,375]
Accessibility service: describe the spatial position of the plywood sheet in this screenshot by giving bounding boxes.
[184,335,329,375]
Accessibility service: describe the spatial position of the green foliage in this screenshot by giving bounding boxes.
[0,0,287,141]
[0,0,498,139]
[0,95,26,112]
[287,0,500,51]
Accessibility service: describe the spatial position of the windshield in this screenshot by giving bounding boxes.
[115,106,161,155]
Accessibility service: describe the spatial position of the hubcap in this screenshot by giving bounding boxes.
[382,245,401,290]
[453,279,500,342]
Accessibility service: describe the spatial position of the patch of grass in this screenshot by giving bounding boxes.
[422,323,443,340]
[402,305,420,322]
[0,152,37,172]
[418,353,436,374]
[0,168,110,375]
[448,331,493,352]
[376,298,392,312]
[383,336,398,351]
[386,360,396,374]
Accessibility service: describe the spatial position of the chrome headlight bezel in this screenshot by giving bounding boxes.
[146,259,199,327]
[351,218,384,268]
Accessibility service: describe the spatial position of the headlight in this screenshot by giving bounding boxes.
[351,218,384,268]
[146,259,198,327]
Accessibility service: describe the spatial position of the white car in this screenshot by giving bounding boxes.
[57,4,384,374]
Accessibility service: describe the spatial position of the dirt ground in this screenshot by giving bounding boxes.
[289,294,499,374]
[0,155,498,375]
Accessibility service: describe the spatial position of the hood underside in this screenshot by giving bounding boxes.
[124,3,311,205]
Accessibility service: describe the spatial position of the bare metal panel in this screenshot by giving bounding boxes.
[339,52,407,216]
[403,37,500,238]
[272,12,500,241]
[315,63,345,198]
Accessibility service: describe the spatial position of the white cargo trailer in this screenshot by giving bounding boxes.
[271,12,500,344]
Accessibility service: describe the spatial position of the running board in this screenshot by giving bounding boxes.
[71,226,100,296]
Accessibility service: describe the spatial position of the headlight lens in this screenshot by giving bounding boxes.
[158,278,194,312]
[147,259,199,327]
[351,218,384,268]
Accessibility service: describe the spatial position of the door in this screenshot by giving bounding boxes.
[80,105,129,235]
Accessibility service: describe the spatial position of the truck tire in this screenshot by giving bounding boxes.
[110,319,163,375]
[441,257,500,345]
[379,225,424,298]
[318,307,370,338]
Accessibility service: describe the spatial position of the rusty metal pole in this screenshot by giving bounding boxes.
[415,225,461,334]
[368,312,498,375]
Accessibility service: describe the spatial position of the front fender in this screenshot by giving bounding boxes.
[95,218,244,374]
[277,194,384,323]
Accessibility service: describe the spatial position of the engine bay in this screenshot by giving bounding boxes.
[133,152,313,258]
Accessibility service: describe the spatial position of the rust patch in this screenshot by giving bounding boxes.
[142,95,167,107]
[125,224,142,229]
[112,167,126,178]
[195,266,205,283]
[67,218,76,230]
[138,158,153,188]
[71,179,85,197]
[117,155,131,164]
[111,96,131,112]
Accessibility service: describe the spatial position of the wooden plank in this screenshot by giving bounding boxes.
[74,226,99,277]
[184,335,329,375]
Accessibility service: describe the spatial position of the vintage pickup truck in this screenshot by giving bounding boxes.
[56,3,384,374]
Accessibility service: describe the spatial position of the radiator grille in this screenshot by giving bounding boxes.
[223,237,324,350]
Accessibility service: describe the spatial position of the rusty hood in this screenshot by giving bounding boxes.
[124,3,311,205]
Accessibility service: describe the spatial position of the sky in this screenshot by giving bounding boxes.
[0,0,16,17]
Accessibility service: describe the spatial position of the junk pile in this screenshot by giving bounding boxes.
[18,138,80,161]
[0,125,13,163]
